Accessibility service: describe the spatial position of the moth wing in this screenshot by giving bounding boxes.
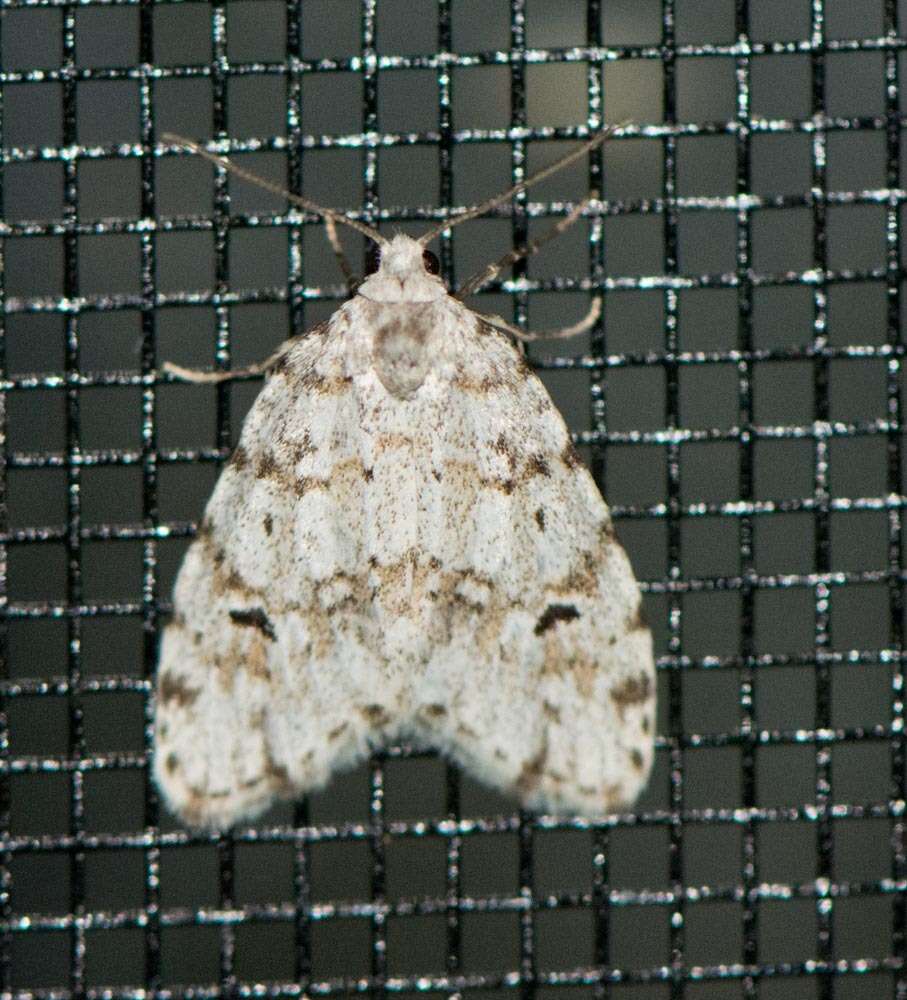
[155,300,656,828]
[411,317,655,817]
[154,317,386,829]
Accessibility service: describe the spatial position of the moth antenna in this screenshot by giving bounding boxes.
[323,215,359,295]
[419,124,623,245]
[162,133,387,246]
[456,194,596,300]
[161,334,297,384]
[479,296,602,343]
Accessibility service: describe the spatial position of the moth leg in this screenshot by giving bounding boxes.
[161,337,298,384]
[456,194,596,300]
[478,296,602,343]
[162,219,355,387]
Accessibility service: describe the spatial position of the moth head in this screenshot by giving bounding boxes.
[359,233,445,303]
[365,236,440,278]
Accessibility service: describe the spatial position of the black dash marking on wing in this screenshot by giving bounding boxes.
[534,603,581,636]
[229,607,277,641]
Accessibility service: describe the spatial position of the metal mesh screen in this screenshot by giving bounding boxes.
[0,0,904,996]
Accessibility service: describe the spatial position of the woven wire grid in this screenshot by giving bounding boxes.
[0,0,905,996]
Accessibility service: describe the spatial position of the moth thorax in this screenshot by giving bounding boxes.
[372,310,433,399]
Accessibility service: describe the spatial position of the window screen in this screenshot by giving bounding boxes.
[0,1,903,997]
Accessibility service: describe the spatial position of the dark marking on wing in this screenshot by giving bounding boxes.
[514,351,533,377]
[293,430,315,462]
[223,567,248,594]
[534,603,581,636]
[526,454,550,477]
[516,736,549,795]
[269,351,290,376]
[361,704,390,726]
[298,370,353,393]
[534,508,546,531]
[492,433,519,476]
[542,700,561,723]
[256,452,280,479]
[159,671,200,708]
[630,749,644,771]
[229,607,277,642]
[610,674,653,719]
[562,441,581,469]
[229,445,248,469]
[263,513,273,536]
[264,743,292,791]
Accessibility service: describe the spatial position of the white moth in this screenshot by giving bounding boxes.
[154,130,655,829]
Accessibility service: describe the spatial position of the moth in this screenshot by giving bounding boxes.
[154,129,655,829]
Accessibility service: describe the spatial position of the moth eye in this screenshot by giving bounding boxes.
[365,241,382,276]
[422,249,441,275]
